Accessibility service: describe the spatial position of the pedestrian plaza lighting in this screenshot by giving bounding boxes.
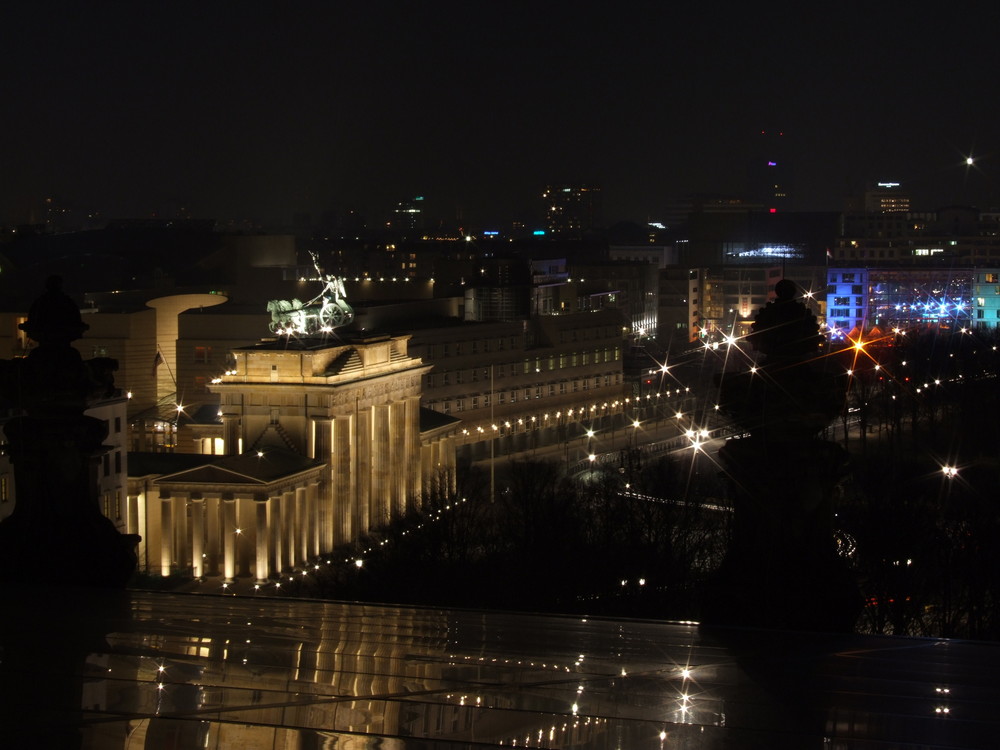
[942,466,959,478]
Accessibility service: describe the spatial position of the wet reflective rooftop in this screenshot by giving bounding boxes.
[1,589,998,749]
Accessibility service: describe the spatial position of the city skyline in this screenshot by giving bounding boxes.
[4,3,1000,227]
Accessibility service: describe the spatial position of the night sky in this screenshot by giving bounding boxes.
[4,2,999,228]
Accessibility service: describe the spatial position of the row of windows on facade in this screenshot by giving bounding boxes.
[103,488,124,521]
[832,271,1000,288]
[828,309,865,319]
[190,331,619,367]
[830,273,859,283]
[435,374,622,414]
[839,247,1000,259]
[103,450,123,476]
[424,328,618,360]
[831,294,864,304]
[425,348,621,388]
[828,306,998,318]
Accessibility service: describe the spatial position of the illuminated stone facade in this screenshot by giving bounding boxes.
[129,334,458,581]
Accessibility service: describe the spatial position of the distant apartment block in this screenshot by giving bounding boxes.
[542,184,602,238]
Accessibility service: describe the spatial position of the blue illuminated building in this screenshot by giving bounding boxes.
[826,266,974,337]
[973,268,1000,330]
[826,268,868,336]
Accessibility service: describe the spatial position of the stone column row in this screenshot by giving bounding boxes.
[308,396,430,553]
[151,485,322,584]
[420,435,456,499]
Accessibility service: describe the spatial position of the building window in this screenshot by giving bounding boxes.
[114,451,121,474]
[114,416,122,433]
[194,346,211,364]
[0,475,7,502]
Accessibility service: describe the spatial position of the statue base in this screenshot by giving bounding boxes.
[702,437,861,632]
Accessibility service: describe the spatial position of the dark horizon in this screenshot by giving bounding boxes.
[4,3,1000,228]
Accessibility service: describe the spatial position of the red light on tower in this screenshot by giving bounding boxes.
[769,208,777,213]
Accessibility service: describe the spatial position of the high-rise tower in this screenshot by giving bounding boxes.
[542,184,602,237]
[748,129,791,212]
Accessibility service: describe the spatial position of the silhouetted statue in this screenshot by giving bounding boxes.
[0,276,138,587]
[707,279,859,631]
[749,278,824,358]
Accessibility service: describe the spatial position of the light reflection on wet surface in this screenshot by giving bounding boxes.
[1,590,998,748]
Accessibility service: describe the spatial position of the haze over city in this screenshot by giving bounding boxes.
[4,2,1000,227]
